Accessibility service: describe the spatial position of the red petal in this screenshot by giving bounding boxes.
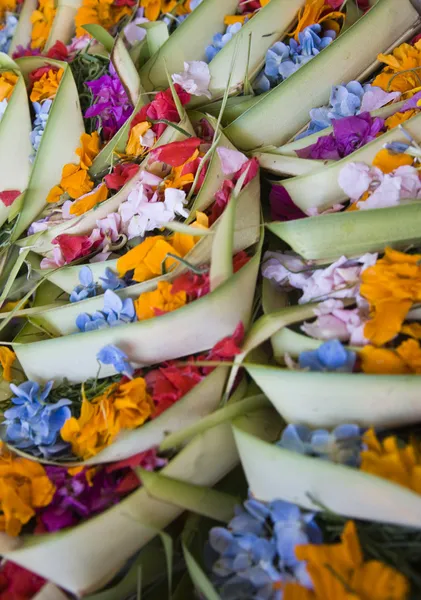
[0,190,20,207]
[52,234,95,264]
[149,137,202,167]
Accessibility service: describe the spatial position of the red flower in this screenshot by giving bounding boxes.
[130,84,190,138]
[171,272,210,301]
[147,363,203,418]
[325,0,343,7]
[208,179,234,225]
[234,157,259,187]
[113,0,136,5]
[0,190,20,207]
[233,251,250,273]
[52,234,99,264]
[107,449,167,494]
[104,163,139,190]
[207,322,244,361]
[149,137,202,167]
[46,41,69,61]
[0,562,45,599]
[29,65,57,86]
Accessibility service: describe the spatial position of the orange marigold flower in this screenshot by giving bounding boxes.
[372,148,413,173]
[135,280,187,320]
[0,0,16,21]
[0,347,16,382]
[113,378,155,429]
[385,109,416,130]
[117,235,181,282]
[30,0,56,50]
[373,41,421,96]
[361,428,421,496]
[141,0,160,20]
[0,442,55,536]
[283,521,409,600]
[59,163,94,199]
[170,211,209,256]
[76,132,101,170]
[360,247,421,346]
[29,67,63,103]
[75,0,131,36]
[0,71,18,103]
[69,182,108,216]
[60,378,153,460]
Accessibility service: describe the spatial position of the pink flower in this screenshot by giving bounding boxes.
[172,61,212,99]
[338,162,383,201]
[357,165,421,210]
[217,147,249,175]
[360,87,401,112]
[301,299,368,345]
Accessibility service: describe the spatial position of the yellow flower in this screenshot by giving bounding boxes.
[373,41,421,96]
[47,132,100,203]
[69,182,108,216]
[60,378,153,460]
[125,121,153,158]
[75,0,132,37]
[61,386,119,460]
[224,14,249,25]
[162,149,200,190]
[171,211,209,256]
[113,378,155,429]
[76,132,101,170]
[289,0,344,41]
[30,0,56,50]
[283,521,409,600]
[0,71,18,103]
[0,0,16,21]
[135,280,187,320]
[117,235,182,282]
[0,442,55,536]
[140,0,161,20]
[0,347,16,382]
[385,109,416,130]
[361,428,421,496]
[372,148,414,173]
[29,67,63,103]
[360,248,421,346]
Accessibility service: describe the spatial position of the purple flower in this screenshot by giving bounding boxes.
[85,63,133,141]
[296,133,341,160]
[401,91,421,112]
[297,113,385,161]
[39,467,122,532]
[269,185,307,222]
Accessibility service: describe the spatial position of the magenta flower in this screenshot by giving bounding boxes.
[38,466,122,531]
[270,185,307,222]
[85,63,133,141]
[297,113,385,161]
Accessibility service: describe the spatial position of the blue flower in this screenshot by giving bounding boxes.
[205,22,243,63]
[277,423,363,466]
[99,267,127,291]
[0,13,18,54]
[385,141,411,154]
[70,266,97,303]
[299,339,356,373]
[297,80,366,139]
[97,344,134,377]
[298,24,334,57]
[30,99,53,161]
[76,290,136,332]
[209,493,322,599]
[4,380,71,458]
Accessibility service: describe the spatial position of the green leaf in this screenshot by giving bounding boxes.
[224,0,421,150]
[8,0,38,56]
[82,24,114,52]
[140,469,238,522]
[139,0,239,91]
[268,202,421,261]
[141,21,170,56]
[182,544,222,600]
[252,152,332,176]
[12,59,84,241]
[233,425,421,528]
[111,36,143,106]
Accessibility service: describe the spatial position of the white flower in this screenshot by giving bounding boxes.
[119,184,149,225]
[163,187,189,219]
[96,213,121,242]
[172,61,212,99]
[140,128,155,148]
